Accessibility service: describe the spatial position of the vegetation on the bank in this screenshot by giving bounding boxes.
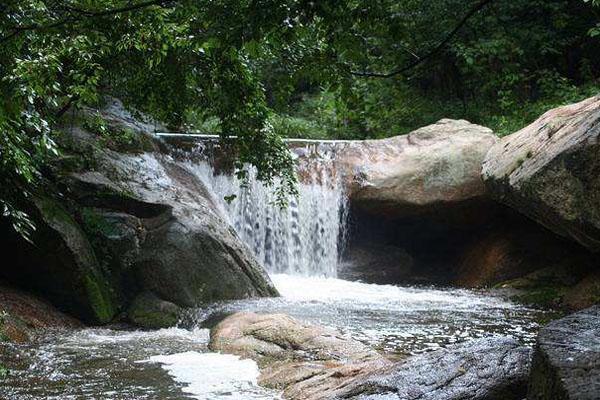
[1,0,599,238]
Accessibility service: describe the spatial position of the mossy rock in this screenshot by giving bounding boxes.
[0,194,120,324]
[127,292,181,329]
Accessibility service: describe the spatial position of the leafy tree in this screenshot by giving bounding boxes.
[0,0,316,236]
[2,0,599,238]
[262,0,600,138]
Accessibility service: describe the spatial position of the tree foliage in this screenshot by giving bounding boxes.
[262,0,600,139]
[1,0,599,237]
[0,0,316,235]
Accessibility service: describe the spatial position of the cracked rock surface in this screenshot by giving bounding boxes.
[210,313,532,400]
[528,305,600,400]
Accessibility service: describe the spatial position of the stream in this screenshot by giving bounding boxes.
[0,274,546,400]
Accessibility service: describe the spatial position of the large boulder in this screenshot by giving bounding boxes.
[528,306,600,399]
[482,96,600,252]
[335,119,497,216]
[66,101,278,309]
[0,99,277,324]
[68,147,278,308]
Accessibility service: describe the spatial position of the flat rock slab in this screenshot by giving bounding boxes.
[335,337,531,400]
[528,305,600,399]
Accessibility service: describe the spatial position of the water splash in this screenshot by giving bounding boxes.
[182,143,348,277]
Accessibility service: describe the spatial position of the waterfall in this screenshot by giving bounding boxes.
[182,143,348,278]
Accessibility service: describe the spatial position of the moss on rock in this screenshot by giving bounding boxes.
[83,273,116,324]
[127,292,181,329]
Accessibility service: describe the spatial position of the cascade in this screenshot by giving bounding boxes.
[182,143,348,277]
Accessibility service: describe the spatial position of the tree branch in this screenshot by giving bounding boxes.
[0,0,176,44]
[350,0,495,78]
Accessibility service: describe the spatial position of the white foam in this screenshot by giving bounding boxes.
[63,327,210,345]
[146,351,280,400]
[270,274,516,311]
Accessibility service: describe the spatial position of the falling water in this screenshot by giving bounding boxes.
[182,142,348,277]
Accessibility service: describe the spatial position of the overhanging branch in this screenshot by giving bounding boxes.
[350,0,495,78]
[0,0,176,44]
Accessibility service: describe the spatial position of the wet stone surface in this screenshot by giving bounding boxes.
[528,305,600,400]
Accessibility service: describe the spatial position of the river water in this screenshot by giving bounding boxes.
[0,148,548,399]
[0,274,546,400]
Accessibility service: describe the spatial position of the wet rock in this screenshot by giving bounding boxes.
[210,313,531,400]
[127,292,181,329]
[260,358,392,400]
[68,146,278,306]
[70,101,277,306]
[0,285,81,343]
[209,312,378,365]
[0,100,278,324]
[337,337,531,400]
[336,119,497,217]
[210,312,391,400]
[482,95,600,252]
[528,306,600,400]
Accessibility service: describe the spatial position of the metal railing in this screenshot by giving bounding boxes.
[154,132,360,144]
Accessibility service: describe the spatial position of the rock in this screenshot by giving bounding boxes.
[528,306,600,399]
[127,292,182,329]
[210,312,390,400]
[260,358,391,400]
[68,145,278,307]
[336,119,497,216]
[482,95,600,252]
[455,212,596,288]
[564,271,600,311]
[0,285,81,343]
[0,195,119,324]
[0,100,278,324]
[337,337,532,400]
[209,312,378,365]
[210,314,531,400]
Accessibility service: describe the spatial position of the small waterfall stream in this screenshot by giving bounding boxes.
[183,143,348,278]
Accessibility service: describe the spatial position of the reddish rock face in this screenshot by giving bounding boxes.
[483,95,600,252]
[0,285,82,342]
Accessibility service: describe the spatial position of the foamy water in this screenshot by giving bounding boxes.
[0,274,546,399]
[145,352,279,400]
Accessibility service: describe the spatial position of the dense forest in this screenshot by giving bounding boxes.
[1,0,600,236]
